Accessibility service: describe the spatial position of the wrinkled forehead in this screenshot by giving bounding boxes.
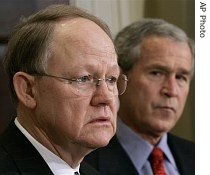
[53,17,115,51]
[48,17,118,72]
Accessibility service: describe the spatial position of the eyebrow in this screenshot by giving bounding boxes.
[146,64,192,76]
[62,63,120,76]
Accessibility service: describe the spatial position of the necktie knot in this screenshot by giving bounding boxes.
[151,147,164,162]
[150,147,166,175]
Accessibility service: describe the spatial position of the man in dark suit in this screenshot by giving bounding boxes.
[0,4,128,174]
[0,122,102,175]
[85,19,195,175]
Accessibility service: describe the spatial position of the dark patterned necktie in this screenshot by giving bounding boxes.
[150,147,166,175]
[74,172,79,175]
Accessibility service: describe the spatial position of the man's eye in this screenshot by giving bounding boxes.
[176,74,188,82]
[76,75,92,83]
[150,71,163,76]
[106,76,117,84]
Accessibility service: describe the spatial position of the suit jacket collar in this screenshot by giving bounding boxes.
[85,134,194,175]
[80,161,102,175]
[167,133,195,175]
[0,122,101,175]
[94,135,139,175]
[0,122,53,174]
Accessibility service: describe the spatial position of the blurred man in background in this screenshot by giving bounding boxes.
[85,18,195,175]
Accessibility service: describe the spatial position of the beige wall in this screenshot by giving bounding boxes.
[73,0,144,37]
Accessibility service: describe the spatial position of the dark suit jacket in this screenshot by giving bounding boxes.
[85,134,195,175]
[0,122,101,175]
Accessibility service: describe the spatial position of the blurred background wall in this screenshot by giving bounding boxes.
[0,0,194,141]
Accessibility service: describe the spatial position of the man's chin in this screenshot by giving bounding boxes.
[86,133,113,149]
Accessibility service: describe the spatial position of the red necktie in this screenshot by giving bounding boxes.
[150,147,166,175]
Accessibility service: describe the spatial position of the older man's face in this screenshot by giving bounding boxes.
[34,18,119,149]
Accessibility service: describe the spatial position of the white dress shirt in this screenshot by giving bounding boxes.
[15,118,80,175]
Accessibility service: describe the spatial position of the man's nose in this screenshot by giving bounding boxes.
[161,76,178,97]
[91,80,114,106]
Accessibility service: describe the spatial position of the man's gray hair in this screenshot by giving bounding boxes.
[115,18,194,75]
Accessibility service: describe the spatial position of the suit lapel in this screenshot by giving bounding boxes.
[0,122,53,174]
[97,136,138,175]
[80,161,102,175]
[1,122,103,175]
[168,133,195,175]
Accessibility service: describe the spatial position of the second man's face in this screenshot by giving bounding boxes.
[119,36,192,138]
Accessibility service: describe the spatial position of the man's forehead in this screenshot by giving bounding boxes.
[54,17,107,39]
[53,18,115,51]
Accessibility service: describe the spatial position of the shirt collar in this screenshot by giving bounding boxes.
[14,118,80,175]
[158,134,177,168]
[116,118,153,172]
[116,117,177,172]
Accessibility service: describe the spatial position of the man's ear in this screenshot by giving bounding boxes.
[13,72,37,109]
